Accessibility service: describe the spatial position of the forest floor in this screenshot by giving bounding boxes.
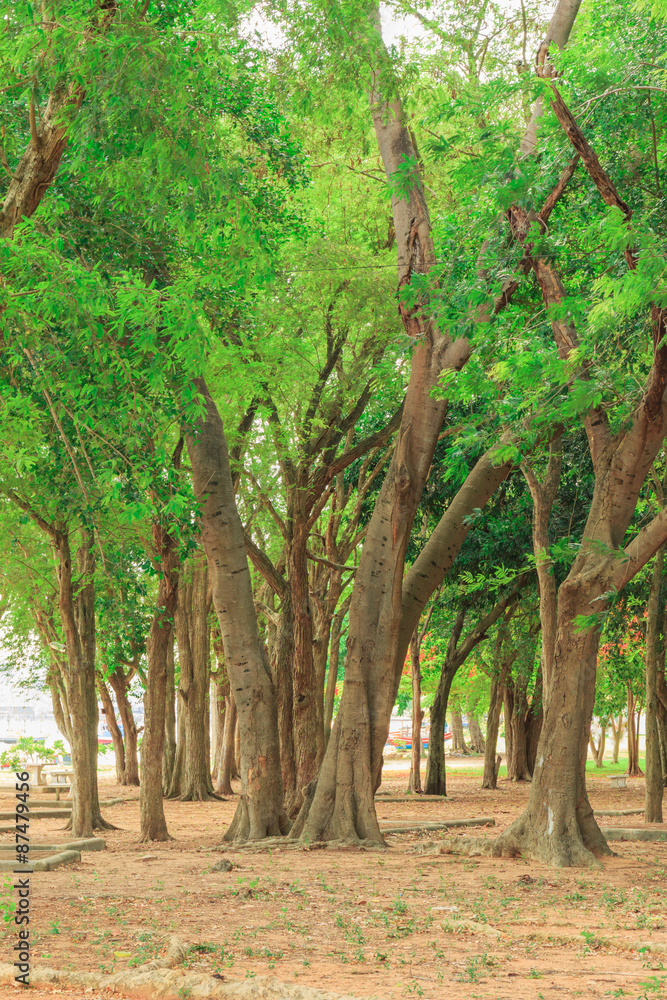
[0,761,665,1000]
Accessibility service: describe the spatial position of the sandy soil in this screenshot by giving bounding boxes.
[0,764,665,1000]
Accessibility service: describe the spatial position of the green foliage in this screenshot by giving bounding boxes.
[0,737,68,770]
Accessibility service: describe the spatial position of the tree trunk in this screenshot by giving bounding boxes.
[489,585,612,866]
[645,546,664,822]
[407,628,423,793]
[187,380,287,840]
[168,682,187,797]
[289,531,325,810]
[97,675,125,784]
[424,661,458,796]
[611,715,625,764]
[451,702,468,753]
[590,724,606,767]
[525,667,544,776]
[323,596,350,747]
[139,526,179,842]
[272,589,298,815]
[503,684,514,769]
[507,671,531,781]
[56,532,113,838]
[482,676,507,790]
[627,685,644,777]
[216,697,236,796]
[108,667,140,786]
[162,635,177,792]
[468,715,485,754]
[172,554,216,801]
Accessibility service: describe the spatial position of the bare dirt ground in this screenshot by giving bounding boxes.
[0,763,665,1000]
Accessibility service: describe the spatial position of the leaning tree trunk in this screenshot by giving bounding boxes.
[97,675,125,784]
[645,545,664,822]
[407,628,423,794]
[525,668,544,776]
[187,380,287,841]
[139,527,179,842]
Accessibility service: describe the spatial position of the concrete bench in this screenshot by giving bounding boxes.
[23,763,48,786]
[46,770,73,800]
[608,774,627,789]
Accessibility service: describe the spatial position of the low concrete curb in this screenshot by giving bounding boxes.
[601,827,667,842]
[380,817,494,834]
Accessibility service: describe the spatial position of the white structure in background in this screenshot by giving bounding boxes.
[0,675,143,749]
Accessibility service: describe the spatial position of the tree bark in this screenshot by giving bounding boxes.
[468,715,485,754]
[289,531,324,805]
[407,628,423,793]
[627,686,644,777]
[171,553,216,801]
[450,701,468,753]
[645,546,664,822]
[272,589,298,815]
[108,666,140,786]
[187,380,287,840]
[139,526,179,842]
[97,674,125,784]
[323,595,351,747]
[610,715,624,763]
[216,697,237,796]
[55,532,113,837]
[162,633,177,792]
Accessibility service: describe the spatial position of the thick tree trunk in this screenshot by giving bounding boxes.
[139,527,179,842]
[187,380,287,840]
[56,533,113,838]
[645,547,664,822]
[407,628,423,793]
[108,668,140,787]
[490,585,612,866]
[172,554,216,801]
[468,715,485,754]
[97,675,125,784]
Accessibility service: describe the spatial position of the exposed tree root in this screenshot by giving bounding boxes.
[222,794,291,843]
[216,836,386,853]
[414,816,617,867]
